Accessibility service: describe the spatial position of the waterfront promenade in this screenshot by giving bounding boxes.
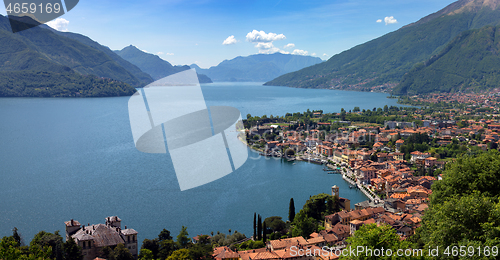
[325,159,381,203]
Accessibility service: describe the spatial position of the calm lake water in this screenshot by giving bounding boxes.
[0,83,402,243]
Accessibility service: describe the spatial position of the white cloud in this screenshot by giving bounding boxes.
[223,35,238,45]
[311,53,316,56]
[255,42,280,54]
[46,18,69,32]
[292,49,309,56]
[246,30,289,54]
[157,52,164,55]
[246,30,286,43]
[255,42,274,49]
[376,19,382,23]
[384,16,397,25]
[165,53,174,56]
[283,43,295,49]
[323,53,328,56]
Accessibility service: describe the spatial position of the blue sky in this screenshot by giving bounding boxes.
[2,0,456,68]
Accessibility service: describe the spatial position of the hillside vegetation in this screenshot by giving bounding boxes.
[0,15,148,97]
[395,26,500,94]
[0,71,136,97]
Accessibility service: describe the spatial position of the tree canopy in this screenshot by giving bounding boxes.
[264,216,286,233]
[416,150,500,258]
[301,193,339,221]
[341,224,412,260]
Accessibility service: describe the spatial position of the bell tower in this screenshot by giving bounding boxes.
[332,185,339,197]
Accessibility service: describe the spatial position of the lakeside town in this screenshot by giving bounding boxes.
[218,90,500,259]
[3,91,500,259]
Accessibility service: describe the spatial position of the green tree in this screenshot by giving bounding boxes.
[257,215,262,241]
[210,232,245,247]
[291,210,316,239]
[30,231,64,260]
[158,239,176,260]
[114,243,134,260]
[262,222,267,243]
[100,246,116,260]
[166,249,190,260]
[253,212,257,240]
[12,228,22,247]
[139,249,154,260]
[158,229,173,242]
[419,192,500,255]
[176,226,190,249]
[341,224,412,260]
[489,141,498,150]
[341,110,346,121]
[431,150,500,204]
[235,240,265,251]
[0,236,23,260]
[301,193,338,221]
[63,237,82,260]
[264,216,286,233]
[189,235,212,260]
[0,229,52,260]
[416,151,500,257]
[141,238,159,259]
[289,198,296,222]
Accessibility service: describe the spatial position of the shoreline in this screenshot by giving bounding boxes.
[244,140,372,204]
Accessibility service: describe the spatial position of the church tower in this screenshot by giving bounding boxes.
[332,185,339,197]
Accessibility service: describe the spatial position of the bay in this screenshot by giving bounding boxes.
[0,83,401,243]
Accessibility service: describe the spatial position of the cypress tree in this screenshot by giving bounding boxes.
[12,227,21,246]
[289,198,295,222]
[253,212,256,240]
[262,221,267,243]
[257,215,262,241]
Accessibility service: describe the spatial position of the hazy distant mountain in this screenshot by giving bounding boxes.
[395,25,500,94]
[115,45,212,83]
[0,15,137,97]
[190,53,323,82]
[266,0,500,92]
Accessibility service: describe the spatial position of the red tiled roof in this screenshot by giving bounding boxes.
[253,251,280,259]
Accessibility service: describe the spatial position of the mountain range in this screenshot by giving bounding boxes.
[266,0,500,94]
[395,25,500,94]
[114,45,212,83]
[190,53,323,82]
[0,14,212,97]
[0,14,148,97]
[50,29,154,85]
[3,0,500,97]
